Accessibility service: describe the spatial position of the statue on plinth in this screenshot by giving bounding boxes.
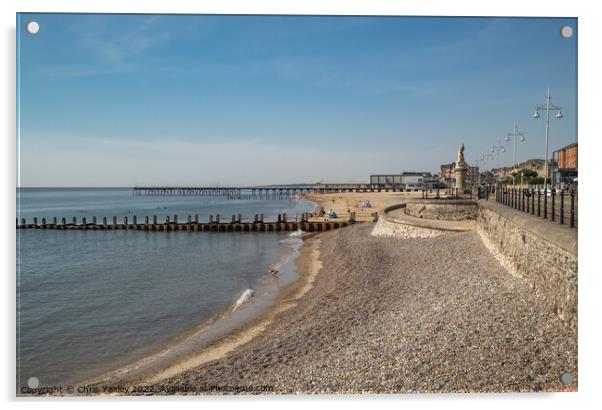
[454,143,467,193]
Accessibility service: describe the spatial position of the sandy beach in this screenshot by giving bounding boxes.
[100,191,576,395]
[303,191,419,222]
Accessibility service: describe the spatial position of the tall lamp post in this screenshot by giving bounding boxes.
[490,139,506,182]
[532,88,563,189]
[504,122,526,186]
[479,152,494,188]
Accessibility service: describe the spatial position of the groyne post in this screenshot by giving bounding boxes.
[103,217,107,227]
[53,217,57,226]
[72,217,77,225]
[216,214,220,224]
[62,218,66,227]
[153,215,157,225]
[195,214,199,223]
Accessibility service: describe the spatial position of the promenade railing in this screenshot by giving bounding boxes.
[421,188,473,199]
[494,185,578,229]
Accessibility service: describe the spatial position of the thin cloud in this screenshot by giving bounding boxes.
[18,135,443,187]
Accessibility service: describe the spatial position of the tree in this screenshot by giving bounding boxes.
[514,168,538,178]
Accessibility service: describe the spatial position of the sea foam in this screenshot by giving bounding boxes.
[288,229,305,237]
[233,288,254,311]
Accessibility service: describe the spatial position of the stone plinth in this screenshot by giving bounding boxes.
[455,162,467,193]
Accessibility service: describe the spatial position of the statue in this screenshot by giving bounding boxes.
[455,143,467,194]
[457,143,465,166]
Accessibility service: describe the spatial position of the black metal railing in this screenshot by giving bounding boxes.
[494,185,577,229]
[421,188,473,199]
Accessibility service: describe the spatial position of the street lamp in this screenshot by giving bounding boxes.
[532,88,562,189]
[490,139,506,181]
[504,122,526,186]
[479,152,494,185]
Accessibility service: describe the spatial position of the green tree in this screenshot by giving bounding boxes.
[514,168,538,178]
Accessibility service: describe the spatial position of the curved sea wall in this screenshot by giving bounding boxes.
[404,198,477,220]
[371,204,468,239]
[371,216,446,239]
[477,200,577,331]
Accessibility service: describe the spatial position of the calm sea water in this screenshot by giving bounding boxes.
[16,188,315,389]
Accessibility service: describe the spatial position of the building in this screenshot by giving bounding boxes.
[402,172,430,190]
[553,143,578,186]
[492,159,551,181]
[370,172,441,190]
[369,174,403,190]
[520,159,548,177]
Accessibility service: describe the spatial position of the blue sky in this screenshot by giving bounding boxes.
[17,14,577,186]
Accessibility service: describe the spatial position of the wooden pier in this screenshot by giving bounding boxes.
[131,185,407,198]
[16,213,358,233]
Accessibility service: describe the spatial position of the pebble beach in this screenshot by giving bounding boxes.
[147,221,577,394]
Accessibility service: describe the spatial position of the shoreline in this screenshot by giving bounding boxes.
[45,198,319,391]
[78,227,324,393]
[142,234,323,385]
[85,192,405,391]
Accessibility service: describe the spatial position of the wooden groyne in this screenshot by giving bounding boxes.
[16,213,358,233]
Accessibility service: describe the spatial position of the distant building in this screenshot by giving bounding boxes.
[402,172,430,190]
[369,174,403,189]
[440,163,455,184]
[492,159,550,181]
[520,159,548,177]
[553,143,578,186]
[370,172,441,190]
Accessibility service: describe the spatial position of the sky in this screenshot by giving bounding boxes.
[17,14,577,187]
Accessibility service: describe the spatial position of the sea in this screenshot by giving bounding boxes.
[16,187,316,390]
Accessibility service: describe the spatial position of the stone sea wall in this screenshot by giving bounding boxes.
[477,200,577,331]
[404,199,477,221]
[371,217,445,239]
[371,204,450,239]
